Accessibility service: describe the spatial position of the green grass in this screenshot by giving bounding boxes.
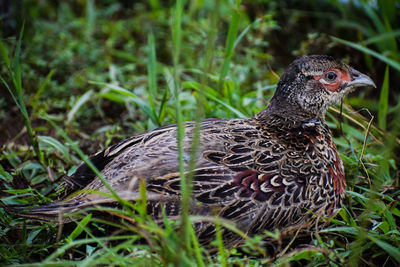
[1,0,400,266]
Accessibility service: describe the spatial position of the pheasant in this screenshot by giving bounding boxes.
[10,55,375,245]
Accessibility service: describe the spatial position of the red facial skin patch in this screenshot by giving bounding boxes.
[313,68,351,92]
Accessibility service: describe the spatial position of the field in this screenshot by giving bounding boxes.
[1,1,399,266]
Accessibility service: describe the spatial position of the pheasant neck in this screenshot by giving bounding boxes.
[255,101,325,129]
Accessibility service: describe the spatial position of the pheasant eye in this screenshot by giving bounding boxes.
[324,71,338,82]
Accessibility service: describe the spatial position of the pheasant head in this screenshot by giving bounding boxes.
[262,55,376,122]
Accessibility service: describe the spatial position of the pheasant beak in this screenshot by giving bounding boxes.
[347,68,376,88]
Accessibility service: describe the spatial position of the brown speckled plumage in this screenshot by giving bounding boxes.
[15,55,375,245]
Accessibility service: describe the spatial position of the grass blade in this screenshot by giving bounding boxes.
[331,36,400,72]
[361,30,400,46]
[66,214,93,242]
[368,236,400,262]
[1,24,44,164]
[38,135,71,162]
[378,66,389,130]
[32,70,55,110]
[184,81,247,118]
[147,31,157,97]
[215,218,227,267]
[147,31,159,125]
[0,40,11,68]
[0,164,13,182]
[217,0,242,91]
[67,90,94,124]
[94,81,158,125]
[171,0,191,253]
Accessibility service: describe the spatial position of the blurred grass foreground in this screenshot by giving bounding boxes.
[1,0,400,266]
